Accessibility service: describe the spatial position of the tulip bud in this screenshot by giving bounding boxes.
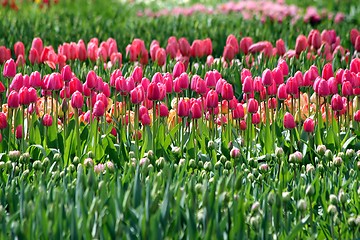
[303,118,315,132]
[93,100,105,117]
[3,58,16,78]
[283,112,296,129]
[42,114,53,127]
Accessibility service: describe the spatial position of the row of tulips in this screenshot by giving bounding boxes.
[1,27,359,71]
[1,53,360,162]
[140,0,345,25]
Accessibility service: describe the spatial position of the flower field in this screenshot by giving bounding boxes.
[0,0,360,239]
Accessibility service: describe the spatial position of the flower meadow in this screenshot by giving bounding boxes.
[0,0,360,239]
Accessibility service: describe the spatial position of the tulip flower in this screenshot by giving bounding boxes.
[221,82,234,100]
[206,90,218,109]
[93,100,105,117]
[71,91,84,109]
[8,90,20,108]
[303,118,315,132]
[331,94,343,111]
[190,101,202,119]
[0,112,7,129]
[178,99,190,117]
[247,98,258,114]
[283,112,296,129]
[262,69,273,87]
[147,82,160,101]
[240,37,253,55]
[42,114,53,127]
[3,58,16,78]
[15,125,23,139]
[354,110,360,122]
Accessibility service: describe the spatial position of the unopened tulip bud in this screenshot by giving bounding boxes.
[317,145,327,156]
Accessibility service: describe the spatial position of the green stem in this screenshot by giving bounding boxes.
[74,110,81,157]
[22,106,25,153]
[8,108,12,151]
[134,104,139,159]
[152,101,157,151]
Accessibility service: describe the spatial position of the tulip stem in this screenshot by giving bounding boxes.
[89,91,93,126]
[74,109,81,158]
[8,108,12,151]
[227,101,231,143]
[134,104,139,159]
[22,106,25,153]
[152,101,157,152]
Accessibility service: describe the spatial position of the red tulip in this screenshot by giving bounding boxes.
[226,35,239,53]
[310,30,321,50]
[322,63,333,80]
[262,68,273,87]
[247,98,258,113]
[355,36,360,52]
[96,93,108,109]
[0,112,7,129]
[354,110,360,122]
[3,58,16,78]
[71,91,84,109]
[132,66,143,83]
[205,71,216,88]
[203,38,212,56]
[221,82,234,100]
[276,39,286,56]
[159,103,169,117]
[190,101,202,119]
[350,29,360,46]
[155,48,166,66]
[178,99,190,117]
[130,86,145,104]
[331,94,344,111]
[31,37,43,56]
[283,112,296,129]
[242,76,254,94]
[42,114,53,127]
[190,40,204,58]
[93,100,105,117]
[240,37,253,55]
[10,73,23,91]
[223,45,236,62]
[317,79,330,97]
[77,40,87,61]
[350,58,360,74]
[342,81,353,97]
[14,41,25,58]
[252,113,260,125]
[240,120,247,130]
[278,59,289,76]
[206,89,218,109]
[141,113,151,126]
[8,90,19,108]
[15,125,23,139]
[215,78,226,95]
[178,38,191,57]
[303,118,315,132]
[86,70,98,89]
[147,82,160,101]
[61,65,72,82]
[295,35,307,55]
[29,48,40,65]
[232,103,244,119]
[178,73,189,90]
[286,77,299,97]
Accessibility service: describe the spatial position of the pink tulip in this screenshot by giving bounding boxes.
[283,112,296,129]
[42,114,53,127]
[3,58,16,78]
[303,118,314,132]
